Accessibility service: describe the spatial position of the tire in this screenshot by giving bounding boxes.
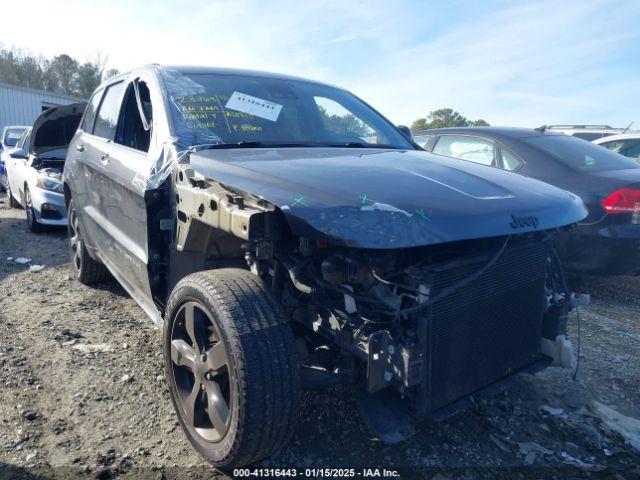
[163,268,300,469]
[24,187,43,233]
[6,177,20,208]
[67,198,109,284]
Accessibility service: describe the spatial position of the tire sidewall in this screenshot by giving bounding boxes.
[67,199,83,280]
[25,187,40,232]
[163,284,243,464]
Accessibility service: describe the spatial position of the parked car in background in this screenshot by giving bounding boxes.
[5,103,85,231]
[415,127,640,275]
[593,132,640,162]
[1,128,31,192]
[0,125,29,189]
[61,65,587,468]
[538,124,624,141]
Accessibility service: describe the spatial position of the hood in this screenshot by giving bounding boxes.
[30,102,86,155]
[189,148,587,248]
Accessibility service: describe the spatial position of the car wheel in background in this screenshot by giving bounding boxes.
[24,187,43,233]
[163,268,300,469]
[5,177,21,208]
[67,198,109,284]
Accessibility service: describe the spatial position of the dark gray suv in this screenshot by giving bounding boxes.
[63,65,587,468]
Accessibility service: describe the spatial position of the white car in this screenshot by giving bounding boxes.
[0,125,29,190]
[593,132,640,162]
[539,124,624,141]
[5,103,85,232]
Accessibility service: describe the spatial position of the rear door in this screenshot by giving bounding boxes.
[76,77,159,321]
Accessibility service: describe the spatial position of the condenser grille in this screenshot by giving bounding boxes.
[428,240,548,411]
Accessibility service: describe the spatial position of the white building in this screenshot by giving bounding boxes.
[0,83,84,130]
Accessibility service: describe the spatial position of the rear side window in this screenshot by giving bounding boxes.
[524,134,640,172]
[433,135,496,166]
[93,82,124,140]
[81,90,104,132]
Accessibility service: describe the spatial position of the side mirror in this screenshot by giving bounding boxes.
[397,125,414,141]
[9,148,27,159]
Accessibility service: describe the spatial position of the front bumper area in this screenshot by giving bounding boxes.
[30,187,67,226]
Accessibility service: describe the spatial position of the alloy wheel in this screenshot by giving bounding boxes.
[69,206,83,273]
[25,189,35,227]
[170,301,233,442]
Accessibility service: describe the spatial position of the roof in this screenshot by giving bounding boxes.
[103,64,338,90]
[0,82,85,102]
[413,126,560,140]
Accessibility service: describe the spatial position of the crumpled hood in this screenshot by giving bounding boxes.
[189,147,587,248]
[30,102,86,155]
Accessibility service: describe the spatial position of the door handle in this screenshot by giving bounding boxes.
[76,144,85,152]
[100,153,110,165]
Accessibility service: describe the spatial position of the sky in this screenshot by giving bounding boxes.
[2,0,639,128]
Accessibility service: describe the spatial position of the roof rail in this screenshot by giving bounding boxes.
[544,124,615,130]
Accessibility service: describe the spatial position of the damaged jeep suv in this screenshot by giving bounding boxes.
[63,65,588,468]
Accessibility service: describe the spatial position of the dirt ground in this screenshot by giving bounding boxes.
[0,191,639,480]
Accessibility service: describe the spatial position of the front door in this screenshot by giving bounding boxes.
[76,78,159,322]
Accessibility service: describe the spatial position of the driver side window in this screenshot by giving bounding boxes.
[115,80,153,152]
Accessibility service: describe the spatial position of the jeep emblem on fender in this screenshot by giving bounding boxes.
[510,214,539,229]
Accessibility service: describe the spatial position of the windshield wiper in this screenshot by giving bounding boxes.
[324,142,403,149]
[194,141,320,151]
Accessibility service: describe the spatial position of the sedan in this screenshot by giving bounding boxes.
[5,103,85,232]
[414,127,640,275]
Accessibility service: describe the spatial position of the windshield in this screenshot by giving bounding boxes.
[3,127,27,147]
[524,134,640,172]
[160,69,413,151]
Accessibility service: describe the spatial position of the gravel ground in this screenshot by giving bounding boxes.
[0,191,639,480]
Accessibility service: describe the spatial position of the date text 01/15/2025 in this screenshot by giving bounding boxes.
[232,468,401,478]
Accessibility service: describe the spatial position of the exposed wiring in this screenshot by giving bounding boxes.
[572,307,582,381]
[390,236,511,318]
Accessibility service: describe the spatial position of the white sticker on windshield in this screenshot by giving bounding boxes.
[225,91,282,122]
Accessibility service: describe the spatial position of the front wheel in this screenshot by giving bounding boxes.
[163,268,300,469]
[24,187,43,233]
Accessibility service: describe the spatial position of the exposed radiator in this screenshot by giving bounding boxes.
[426,239,548,412]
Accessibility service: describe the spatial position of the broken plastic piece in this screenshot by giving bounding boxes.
[540,336,576,369]
[14,257,32,264]
[29,264,45,273]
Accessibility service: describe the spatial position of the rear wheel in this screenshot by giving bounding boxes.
[24,187,43,233]
[163,268,300,469]
[68,198,109,284]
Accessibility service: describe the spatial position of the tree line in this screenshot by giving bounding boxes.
[0,47,119,99]
[411,108,489,131]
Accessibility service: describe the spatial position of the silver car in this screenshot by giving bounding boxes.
[5,104,85,232]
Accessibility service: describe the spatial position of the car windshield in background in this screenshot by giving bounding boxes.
[3,128,26,147]
[524,134,640,172]
[160,70,414,151]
